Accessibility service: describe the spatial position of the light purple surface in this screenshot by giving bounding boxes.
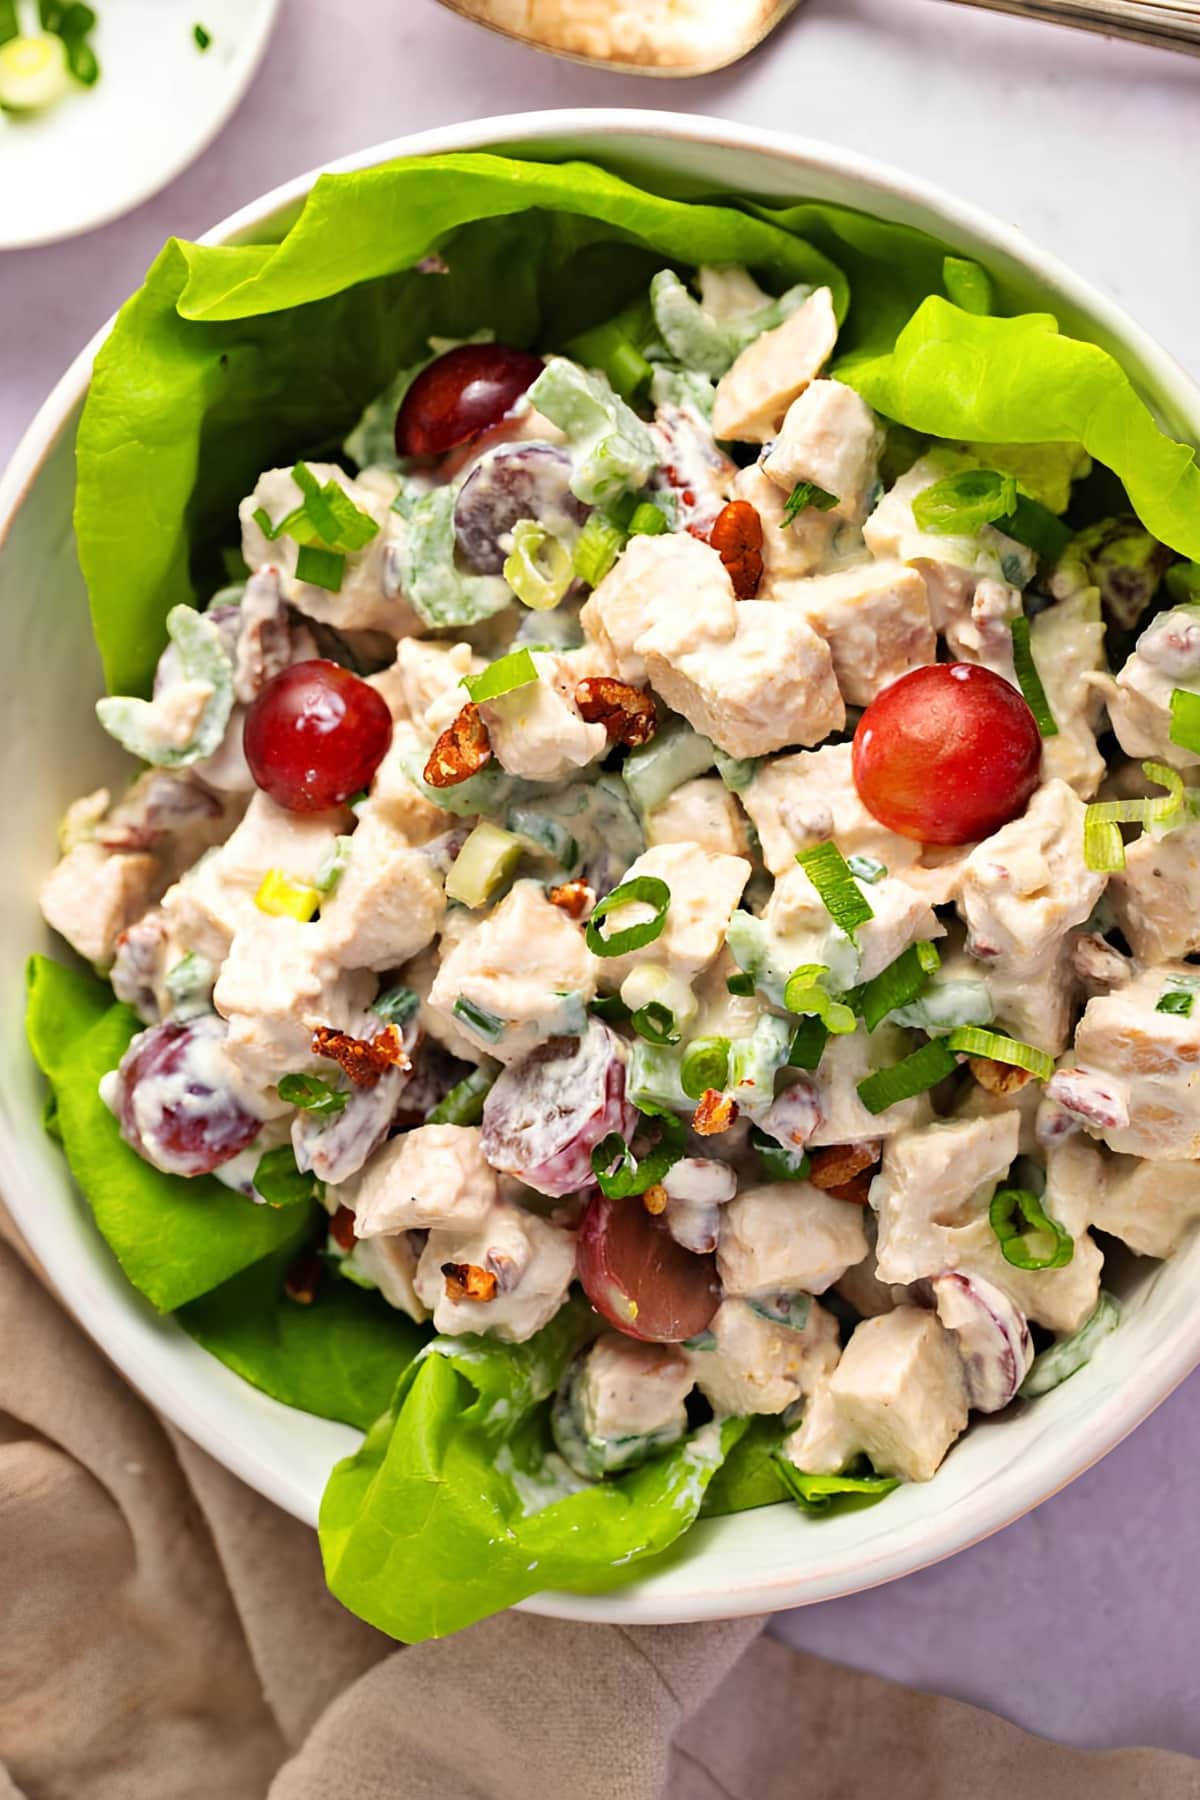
[2,0,1199,1758]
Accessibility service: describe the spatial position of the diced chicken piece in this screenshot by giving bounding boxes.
[1071,932,1135,997]
[212,915,373,1097]
[648,598,844,759]
[596,842,750,985]
[785,1307,968,1483]
[479,650,608,783]
[576,1335,694,1441]
[364,724,461,844]
[1090,1153,1200,1258]
[764,863,942,990]
[40,842,161,967]
[580,532,735,686]
[429,879,598,1062]
[761,379,881,520]
[414,1199,576,1342]
[316,812,446,973]
[732,461,839,588]
[240,462,419,636]
[691,1296,840,1416]
[716,1181,869,1297]
[958,779,1108,1054]
[1101,608,1200,771]
[402,937,487,1067]
[160,790,346,964]
[1108,815,1200,964]
[645,777,749,859]
[347,1123,498,1237]
[834,1227,910,1319]
[712,287,838,443]
[872,1113,1022,1285]
[954,1065,1044,1157]
[944,578,1022,682]
[863,455,1035,629]
[376,637,479,731]
[1032,590,1108,799]
[808,1025,932,1146]
[1046,963,1200,1160]
[339,1231,429,1325]
[782,561,935,706]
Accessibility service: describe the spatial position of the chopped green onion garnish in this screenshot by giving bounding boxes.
[628,501,669,537]
[1004,495,1072,563]
[748,1293,813,1331]
[912,468,1018,536]
[988,1187,1074,1271]
[295,545,345,592]
[453,997,506,1044]
[857,941,941,1032]
[787,1016,829,1071]
[426,1065,497,1127]
[277,1072,349,1117]
[945,1026,1054,1082]
[253,1146,316,1208]
[856,1038,958,1115]
[845,853,887,884]
[1169,688,1200,755]
[783,964,857,1034]
[588,993,633,1024]
[632,1001,681,1046]
[749,1125,811,1182]
[462,647,539,704]
[370,984,420,1026]
[680,1036,731,1100]
[781,480,839,526]
[585,876,671,958]
[503,518,573,611]
[591,1112,685,1198]
[193,22,212,49]
[713,747,759,792]
[572,514,625,587]
[795,841,874,941]
[1157,988,1196,1017]
[313,835,352,895]
[256,462,380,557]
[1083,760,1187,872]
[726,972,756,997]
[1020,1292,1120,1396]
[1010,616,1058,738]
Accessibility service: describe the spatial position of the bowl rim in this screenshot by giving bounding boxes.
[4,107,1200,1626]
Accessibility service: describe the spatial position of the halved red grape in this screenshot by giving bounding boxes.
[577,1191,720,1343]
[114,1017,261,1177]
[244,660,392,813]
[852,663,1042,845]
[454,442,587,573]
[480,1022,635,1198]
[395,344,544,459]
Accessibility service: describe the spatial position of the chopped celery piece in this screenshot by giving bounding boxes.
[1020,1293,1120,1397]
[649,269,810,379]
[427,1065,497,1126]
[393,484,511,627]
[713,747,759,792]
[726,1015,792,1114]
[444,821,524,908]
[623,718,715,815]
[891,977,994,1034]
[96,604,234,768]
[573,514,626,587]
[528,358,658,507]
[505,806,578,870]
[627,1040,691,1114]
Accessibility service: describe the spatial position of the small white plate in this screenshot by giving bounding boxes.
[0,0,279,250]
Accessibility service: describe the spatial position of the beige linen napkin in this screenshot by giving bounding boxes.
[1,1231,1196,1800]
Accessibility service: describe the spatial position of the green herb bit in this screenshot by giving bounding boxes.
[845,854,887,884]
[462,646,539,705]
[1010,615,1058,738]
[588,993,633,1024]
[632,1001,680,1047]
[782,964,856,1034]
[680,1036,731,1101]
[590,1112,686,1198]
[503,518,573,611]
[857,941,941,1033]
[856,1038,959,1115]
[253,1145,318,1208]
[426,1065,497,1127]
[945,1026,1054,1082]
[295,544,345,592]
[786,1016,829,1071]
[773,1457,900,1513]
[988,1187,1074,1271]
[1083,760,1187,872]
[585,875,671,959]
[370,984,421,1026]
[572,514,626,588]
[780,480,839,526]
[911,468,1018,536]
[749,1125,811,1182]
[453,997,506,1044]
[795,841,874,941]
[277,1072,349,1117]
[627,501,669,537]
[726,972,756,997]
[193,22,212,49]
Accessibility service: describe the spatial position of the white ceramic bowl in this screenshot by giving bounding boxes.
[3,110,1198,1627]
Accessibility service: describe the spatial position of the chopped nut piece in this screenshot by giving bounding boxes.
[967,1055,1035,1096]
[423,701,492,788]
[808,1142,881,1191]
[312,1023,410,1088]
[643,1182,669,1215]
[441,1260,498,1303]
[329,1204,357,1252]
[548,878,595,920]
[284,1247,322,1305]
[692,1088,739,1136]
[708,499,764,599]
[824,1170,874,1206]
[575,676,658,748]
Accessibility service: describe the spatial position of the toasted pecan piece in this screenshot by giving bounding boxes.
[808,1142,881,1191]
[548,878,595,921]
[423,701,492,788]
[575,676,658,748]
[312,1023,410,1088]
[329,1204,358,1252]
[441,1261,498,1303]
[692,1089,739,1136]
[824,1170,874,1206]
[968,1055,1035,1096]
[642,1182,669,1215]
[708,499,764,599]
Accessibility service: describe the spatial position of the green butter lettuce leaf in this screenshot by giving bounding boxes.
[180,1243,427,1430]
[26,955,306,1311]
[841,299,1200,559]
[773,1457,900,1515]
[700,1414,791,1516]
[319,1295,747,1641]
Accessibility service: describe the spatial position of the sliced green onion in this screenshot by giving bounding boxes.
[632,1001,680,1046]
[1169,688,1200,755]
[845,853,887,884]
[1083,815,1125,873]
[453,997,506,1044]
[1004,495,1072,563]
[295,545,345,592]
[857,941,941,1033]
[426,1065,498,1126]
[783,964,857,1034]
[628,501,669,537]
[781,480,839,526]
[680,1036,731,1101]
[253,1146,316,1208]
[1010,615,1058,738]
[1157,988,1196,1017]
[370,984,420,1026]
[713,747,759,792]
[726,972,756,997]
[795,841,874,941]
[588,993,633,1024]
[277,1072,349,1117]
[590,1112,686,1198]
[787,1016,829,1071]
[291,461,379,552]
[503,518,573,611]
[942,255,993,315]
[773,1458,900,1513]
[912,468,1017,536]
[462,646,538,704]
[0,31,71,110]
[749,1125,811,1182]
[1019,1292,1120,1396]
[1083,760,1187,872]
[748,1293,812,1331]
[193,23,212,50]
[572,514,626,587]
[313,834,352,895]
[856,1038,958,1115]
[585,876,671,958]
[988,1187,1074,1271]
[945,1026,1054,1082]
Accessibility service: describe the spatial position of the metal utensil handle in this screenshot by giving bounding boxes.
[947,0,1200,54]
